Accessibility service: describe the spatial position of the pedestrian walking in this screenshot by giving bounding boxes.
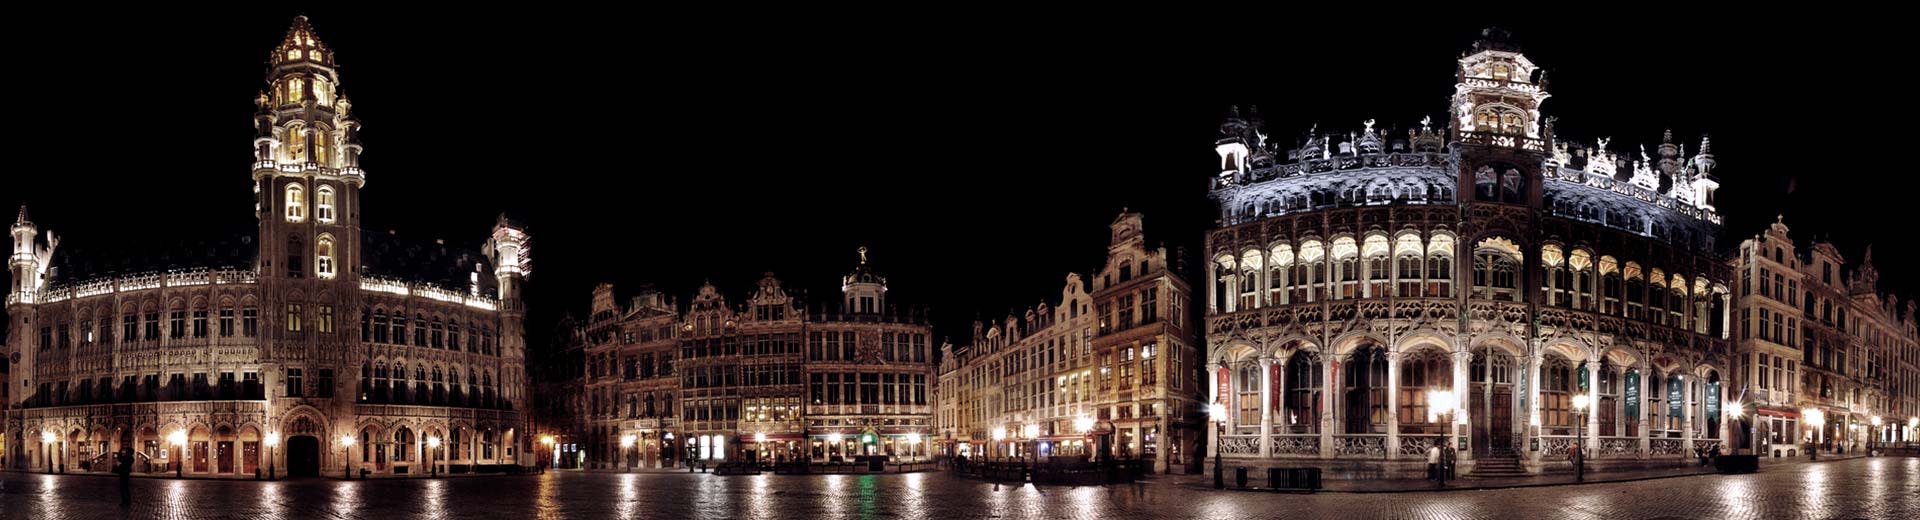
[114,447,135,507]
[1427,445,1441,483]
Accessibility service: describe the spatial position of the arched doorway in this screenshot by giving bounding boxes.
[1470,347,1517,455]
[287,436,321,477]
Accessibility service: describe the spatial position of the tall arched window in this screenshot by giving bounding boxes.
[315,235,336,279]
[1540,355,1574,432]
[315,186,336,223]
[1542,244,1568,307]
[1395,234,1424,297]
[1344,345,1389,434]
[287,77,304,104]
[1333,237,1359,299]
[1268,246,1292,305]
[1364,235,1391,297]
[287,126,308,163]
[1236,361,1261,429]
[285,235,305,279]
[1426,235,1455,298]
[1473,239,1520,301]
[313,128,331,166]
[1397,349,1453,434]
[284,183,306,223]
[1295,240,1324,303]
[1284,350,1322,434]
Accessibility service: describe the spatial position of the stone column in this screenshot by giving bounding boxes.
[1526,352,1543,466]
[1682,371,1696,455]
[1207,362,1222,467]
[1585,358,1600,452]
[1259,357,1274,458]
[1387,350,1402,460]
[1224,265,1238,313]
[1206,261,1219,314]
[1321,357,1336,458]
[1638,365,1652,457]
[1454,349,1474,461]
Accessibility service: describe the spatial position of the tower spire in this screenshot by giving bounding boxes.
[14,204,26,225]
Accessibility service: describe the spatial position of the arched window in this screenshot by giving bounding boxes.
[284,183,306,223]
[1569,250,1594,310]
[1268,246,1292,305]
[1295,240,1324,303]
[287,126,308,163]
[394,427,413,462]
[1540,355,1574,431]
[1473,239,1521,301]
[1236,361,1261,428]
[287,77,304,104]
[315,186,336,223]
[285,235,305,279]
[1344,345,1389,434]
[1364,235,1391,298]
[1333,237,1359,299]
[1397,349,1453,434]
[1426,235,1455,298]
[1395,234,1424,297]
[1541,244,1568,307]
[1284,350,1322,434]
[315,235,336,279]
[314,128,331,166]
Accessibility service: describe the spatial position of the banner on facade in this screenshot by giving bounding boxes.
[1216,366,1230,404]
[1624,370,1640,419]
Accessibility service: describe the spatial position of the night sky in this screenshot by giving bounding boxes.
[7,9,1915,350]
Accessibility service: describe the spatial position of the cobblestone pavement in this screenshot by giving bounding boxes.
[2,457,1915,519]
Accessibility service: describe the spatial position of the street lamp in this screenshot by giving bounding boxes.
[1427,389,1457,486]
[1870,416,1883,452]
[168,430,188,478]
[1724,400,1747,455]
[1571,394,1591,482]
[426,436,442,477]
[988,428,1005,463]
[905,432,921,462]
[264,432,281,480]
[1803,408,1824,461]
[340,434,356,479]
[42,430,56,474]
[622,434,638,472]
[539,435,557,470]
[1209,402,1228,490]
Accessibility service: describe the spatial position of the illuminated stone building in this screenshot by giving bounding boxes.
[1730,221,1920,456]
[573,249,934,467]
[936,211,1201,474]
[4,16,531,478]
[1203,29,1735,477]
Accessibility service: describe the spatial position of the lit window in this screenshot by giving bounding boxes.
[313,128,331,166]
[316,235,336,279]
[287,126,308,163]
[288,78,304,104]
[288,49,302,61]
[315,186,336,223]
[284,183,306,222]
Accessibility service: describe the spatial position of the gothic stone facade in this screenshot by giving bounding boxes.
[1203,30,1735,478]
[5,17,531,478]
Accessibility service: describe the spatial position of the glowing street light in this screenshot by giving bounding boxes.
[426,436,442,477]
[1803,408,1825,461]
[340,434,357,479]
[1074,415,1096,434]
[622,434,638,472]
[264,432,281,480]
[42,431,57,474]
[169,430,189,478]
[1209,402,1228,489]
[905,432,922,461]
[1572,393,1591,482]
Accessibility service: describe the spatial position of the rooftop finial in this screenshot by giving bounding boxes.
[15,204,26,225]
[858,246,868,265]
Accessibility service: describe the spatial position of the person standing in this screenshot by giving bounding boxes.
[115,447,135,507]
[1427,445,1440,483]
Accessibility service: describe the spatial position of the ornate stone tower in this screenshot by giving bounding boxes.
[1452,27,1553,208]
[254,16,364,286]
[840,247,887,314]
[7,206,55,406]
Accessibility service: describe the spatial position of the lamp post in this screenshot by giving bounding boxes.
[1571,394,1590,482]
[264,432,280,480]
[340,434,356,479]
[539,435,556,470]
[1073,415,1095,461]
[904,432,921,462]
[1803,408,1824,461]
[427,436,442,477]
[1209,402,1227,490]
[168,430,188,478]
[622,434,638,472]
[1870,416,1882,454]
[1910,417,1919,444]
[42,431,57,474]
[1724,400,1745,456]
[1427,389,1457,486]
[988,428,1005,464]
[661,432,673,469]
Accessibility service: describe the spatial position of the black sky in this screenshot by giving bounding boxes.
[7,9,1916,348]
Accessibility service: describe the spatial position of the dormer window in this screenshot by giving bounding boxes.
[288,49,302,61]
[284,183,306,222]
